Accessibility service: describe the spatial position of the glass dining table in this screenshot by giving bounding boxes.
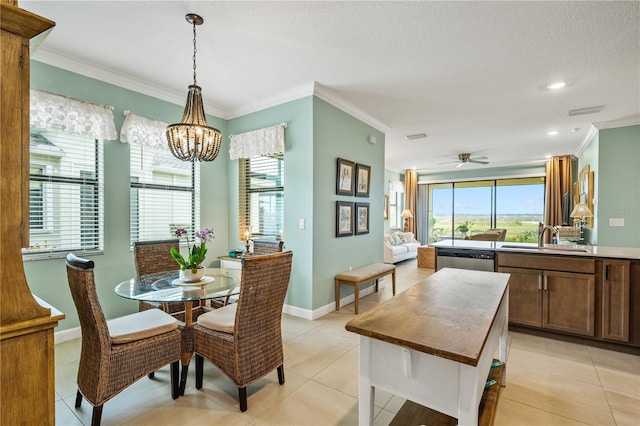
[115,267,241,395]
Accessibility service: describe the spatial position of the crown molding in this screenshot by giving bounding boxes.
[592,116,640,130]
[32,49,390,133]
[32,47,227,118]
[311,82,391,133]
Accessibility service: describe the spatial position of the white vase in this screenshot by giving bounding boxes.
[179,267,205,282]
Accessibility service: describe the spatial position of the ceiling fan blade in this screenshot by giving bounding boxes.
[437,159,460,165]
[456,162,465,168]
[470,156,488,161]
[469,159,490,165]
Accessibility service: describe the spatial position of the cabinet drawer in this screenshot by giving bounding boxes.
[498,253,595,274]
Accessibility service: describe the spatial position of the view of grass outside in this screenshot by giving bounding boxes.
[427,177,545,243]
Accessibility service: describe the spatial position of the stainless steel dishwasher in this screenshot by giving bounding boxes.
[435,247,495,272]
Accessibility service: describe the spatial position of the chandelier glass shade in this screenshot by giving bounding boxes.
[166,13,222,162]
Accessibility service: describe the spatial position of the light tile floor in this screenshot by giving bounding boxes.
[55,260,640,425]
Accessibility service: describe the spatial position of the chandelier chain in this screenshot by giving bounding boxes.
[192,20,198,85]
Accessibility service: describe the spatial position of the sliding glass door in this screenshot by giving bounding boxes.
[425,177,544,243]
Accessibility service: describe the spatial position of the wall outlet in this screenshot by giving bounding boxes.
[609,218,624,227]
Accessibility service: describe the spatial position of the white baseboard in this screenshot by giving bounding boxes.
[55,280,386,343]
[55,326,81,344]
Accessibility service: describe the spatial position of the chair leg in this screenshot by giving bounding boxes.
[75,390,83,408]
[238,387,247,412]
[148,372,155,379]
[91,405,103,426]
[277,365,285,385]
[195,354,204,389]
[170,361,180,400]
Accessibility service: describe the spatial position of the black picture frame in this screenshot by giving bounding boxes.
[355,202,370,235]
[356,163,371,197]
[336,201,354,237]
[336,158,355,196]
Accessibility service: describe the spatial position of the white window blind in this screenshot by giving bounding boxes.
[24,130,104,258]
[239,154,284,240]
[124,112,200,244]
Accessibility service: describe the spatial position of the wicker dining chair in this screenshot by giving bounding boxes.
[252,239,284,255]
[193,251,293,412]
[66,254,181,426]
[133,239,201,319]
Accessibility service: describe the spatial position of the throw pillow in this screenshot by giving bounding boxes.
[391,232,402,245]
[384,234,395,246]
[401,232,414,243]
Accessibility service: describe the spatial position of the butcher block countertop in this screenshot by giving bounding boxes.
[345,268,509,366]
[431,239,640,260]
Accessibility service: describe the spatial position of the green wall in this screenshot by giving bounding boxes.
[226,97,315,310]
[26,61,229,331]
[312,98,386,310]
[417,164,546,182]
[590,126,639,248]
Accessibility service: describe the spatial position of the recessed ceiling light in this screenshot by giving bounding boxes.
[547,130,558,136]
[547,81,566,90]
[405,133,428,140]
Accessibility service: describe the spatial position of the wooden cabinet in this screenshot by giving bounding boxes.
[0,3,60,425]
[499,266,595,336]
[543,270,595,336]
[602,259,630,342]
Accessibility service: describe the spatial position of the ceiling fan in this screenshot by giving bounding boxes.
[439,153,490,168]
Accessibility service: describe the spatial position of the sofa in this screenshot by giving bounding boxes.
[384,231,421,264]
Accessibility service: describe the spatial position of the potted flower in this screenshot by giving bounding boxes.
[456,221,473,237]
[170,227,214,282]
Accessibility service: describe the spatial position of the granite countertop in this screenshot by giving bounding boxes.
[431,239,640,260]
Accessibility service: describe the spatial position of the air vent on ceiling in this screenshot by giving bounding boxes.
[568,105,605,116]
[405,133,428,140]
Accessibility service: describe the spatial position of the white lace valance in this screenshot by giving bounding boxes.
[30,89,117,140]
[119,111,169,149]
[229,123,287,160]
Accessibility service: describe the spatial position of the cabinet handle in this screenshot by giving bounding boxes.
[538,275,542,291]
[543,276,548,291]
[604,264,609,281]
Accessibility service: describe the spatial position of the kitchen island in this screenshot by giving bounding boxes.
[346,268,509,426]
[431,240,640,354]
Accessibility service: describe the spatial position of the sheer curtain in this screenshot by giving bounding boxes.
[229,123,286,160]
[544,155,573,242]
[417,183,429,244]
[404,169,418,236]
[30,89,117,140]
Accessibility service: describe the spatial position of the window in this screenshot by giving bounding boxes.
[130,144,200,244]
[239,154,284,239]
[24,131,104,257]
[426,177,545,243]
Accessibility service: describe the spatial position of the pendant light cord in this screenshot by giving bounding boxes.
[192,20,198,86]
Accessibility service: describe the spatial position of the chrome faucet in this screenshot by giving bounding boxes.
[538,222,558,247]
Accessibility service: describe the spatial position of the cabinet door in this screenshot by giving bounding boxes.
[499,267,542,327]
[602,260,630,342]
[543,271,595,336]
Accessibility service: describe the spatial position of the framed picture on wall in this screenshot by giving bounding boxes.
[336,201,354,237]
[355,202,370,235]
[336,158,355,196]
[355,163,371,197]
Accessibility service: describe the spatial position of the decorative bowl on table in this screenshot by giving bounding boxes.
[228,249,244,258]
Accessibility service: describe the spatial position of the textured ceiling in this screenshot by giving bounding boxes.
[22,1,640,173]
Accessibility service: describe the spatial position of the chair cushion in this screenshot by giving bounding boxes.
[107,309,178,345]
[197,303,238,333]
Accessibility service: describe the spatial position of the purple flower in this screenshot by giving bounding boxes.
[196,227,214,243]
[175,228,188,238]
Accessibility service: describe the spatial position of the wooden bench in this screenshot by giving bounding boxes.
[335,263,396,314]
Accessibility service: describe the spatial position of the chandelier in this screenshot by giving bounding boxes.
[166,13,221,162]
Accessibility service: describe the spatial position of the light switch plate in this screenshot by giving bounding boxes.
[299,218,305,230]
[609,218,624,227]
